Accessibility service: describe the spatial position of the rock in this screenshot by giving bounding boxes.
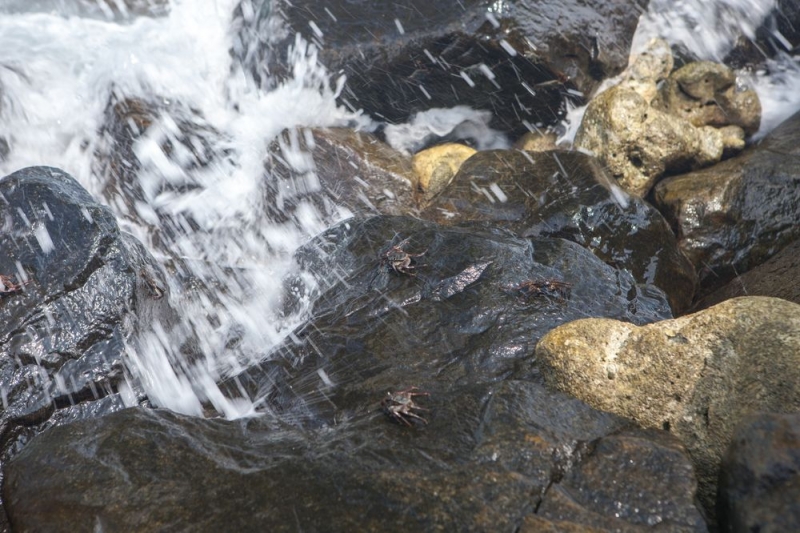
[4,383,706,532]
[529,429,708,532]
[411,143,475,205]
[653,109,800,293]
[241,0,648,137]
[0,166,168,455]
[618,38,675,103]
[513,131,560,152]
[655,61,761,136]
[535,296,800,522]
[718,412,800,533]
[227,215,672,425]
[693,238,800,310]
[420,149,697,313]
[266,127,415,218]
[575,85,739,197]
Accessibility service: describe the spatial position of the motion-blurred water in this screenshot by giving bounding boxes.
[0,0,797,418]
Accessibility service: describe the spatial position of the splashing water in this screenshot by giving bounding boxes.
[0,0,364,418]
[1,0,798,420]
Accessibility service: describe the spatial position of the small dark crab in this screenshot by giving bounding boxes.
[0,274,28,296]
[381,386,430,426]
[502,278,572,301]
[381,237,426,276]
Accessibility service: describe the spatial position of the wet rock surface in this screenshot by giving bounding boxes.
[266,127,415,219]
[535,296,800,522]
[692,238,800,310]
[0,166,168,460]
[226,215,671,425]
[574,40,760,198]
[575,85,741,197]
[4,384,706,532]
[655,61,760,136]
[411,142,475,205]
[420,149,697,313]
[718,412,800,533]
[243,0,647,136]
[653,109,800,293]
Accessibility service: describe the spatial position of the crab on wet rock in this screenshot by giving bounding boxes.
[381,386,430,426]
[381,238,426,276]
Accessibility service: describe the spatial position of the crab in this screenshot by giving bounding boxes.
[502,278,572,301]
[0,274,27,295]
[381,386,430,426]
[381,238,426,276]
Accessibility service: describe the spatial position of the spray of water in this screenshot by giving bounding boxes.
[0,0,364,418]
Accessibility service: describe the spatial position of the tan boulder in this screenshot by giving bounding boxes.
[575,85,736,196]
[411,143,476,205]
[535,296,800,518]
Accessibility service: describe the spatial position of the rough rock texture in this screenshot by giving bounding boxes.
[653,109,800,293]
[535,296,800,521]
[420,149,697,313]
[655,61,760,136]
[3,386,707,532]
[617,38,674,104]
[693,238,800,310]
[266,127,415,218]
[0,166,168,463]
[575,85,741,197]
[226,215,672,425]
[237,0,648,136]
[718,412,800,533]
[513,131,560,152]
[411,142,475,205]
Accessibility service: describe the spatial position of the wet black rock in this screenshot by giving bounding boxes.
[718,412,800,533]
[421,149,697,314]
[236,0,648,137]
[0,167,168,457]
[653,109,800,294]
[226,215,672,425]
[265,127,415,220]
[692,237,800,310]
[4,383,706,532]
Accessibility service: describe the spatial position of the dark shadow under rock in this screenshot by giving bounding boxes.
[4,381,706,532]
[223,215,672,427]
[421,149,697,314]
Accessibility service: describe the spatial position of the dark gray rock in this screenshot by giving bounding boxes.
[265,127,415,220]
[653,109,800,295]
[234,0,648,137]
[4,383,706,532]
[421,150,697,314]
[225,215,672,426]
[0,166,168,456]
[692,238,800,310]
[718,412,800,533]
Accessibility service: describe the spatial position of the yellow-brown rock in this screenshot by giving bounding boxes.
[412,143,476,205]
[536,296,800,518]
